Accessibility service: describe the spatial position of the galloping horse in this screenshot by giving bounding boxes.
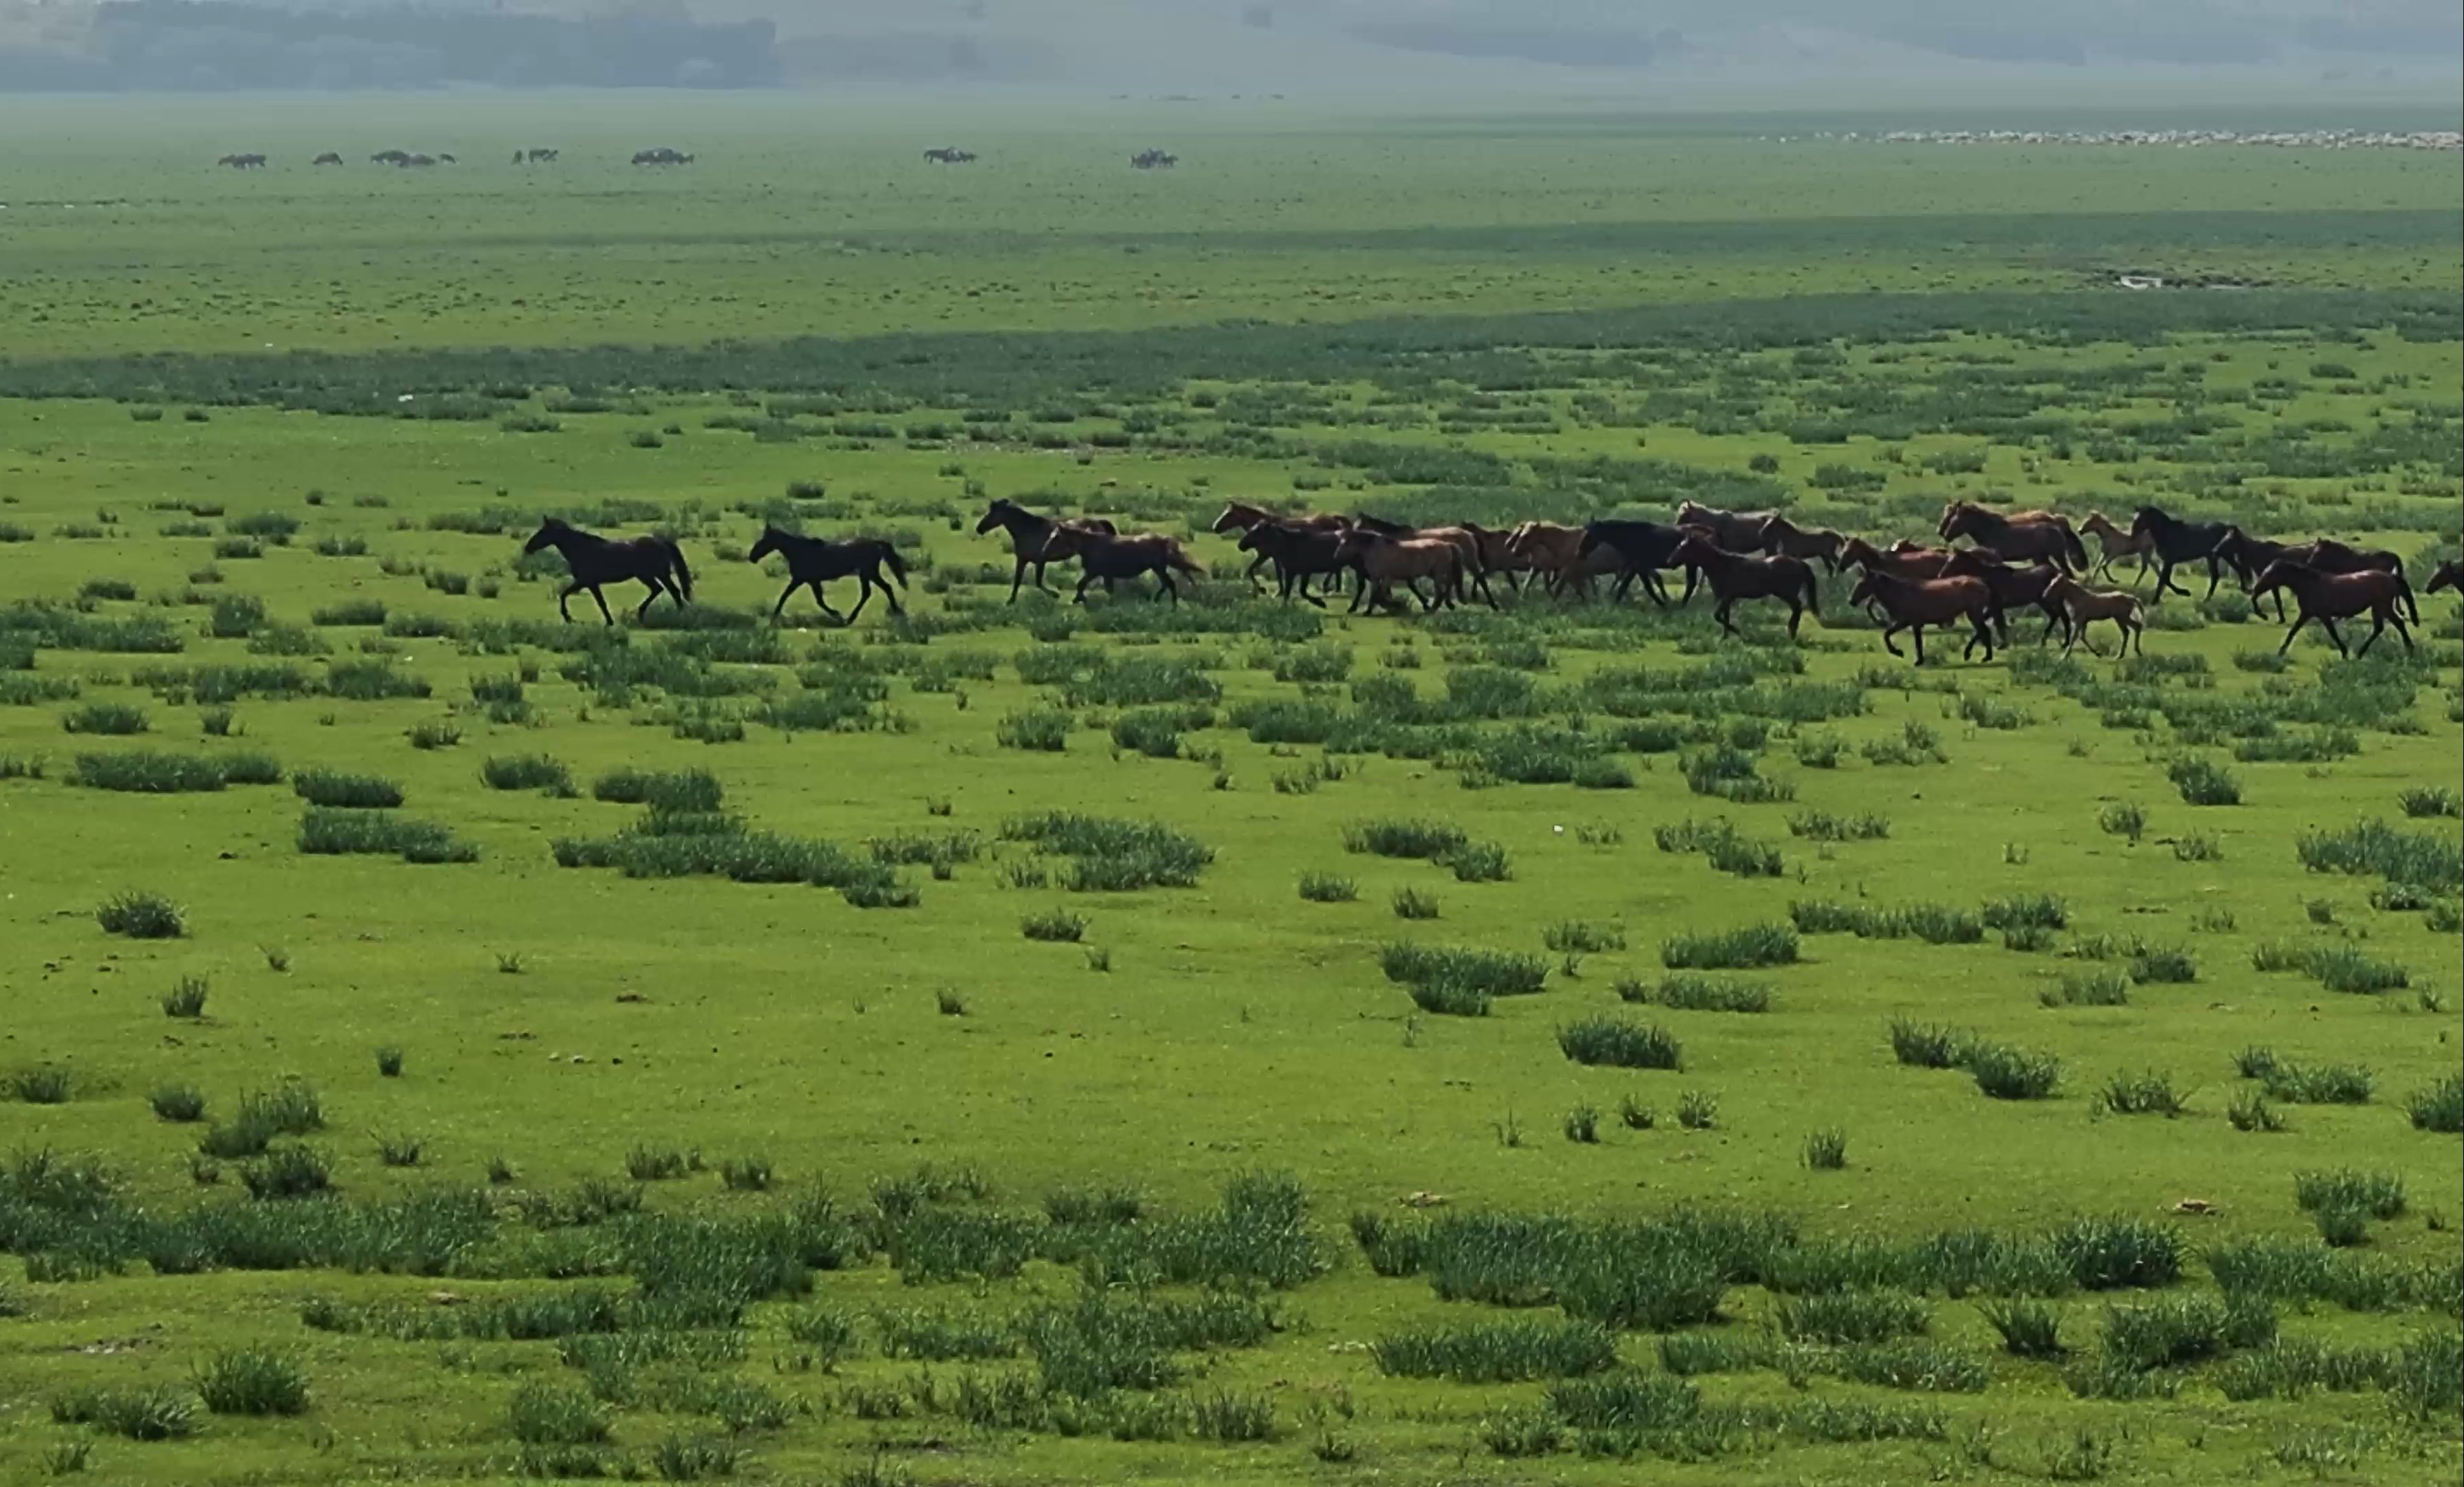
[1671,534,1820,640]
[1348,515,1496,607]
[1237,520,1350,607]
[2079,510,2154,587]
[1211,501,1347,595]
[1037,527,1205,604]
[1756,515,1847,573]
[1939,501,2088,573]
[1333,529,1468,613]
[522,518,692,624]
[1505,521,1619,599]
[747,525,908,625]
[2248,561,2417,657]
[2128,506,2235,602]
[2216,529,2414,622]
[1573,519,1698,606]
[1674,501,1782,553]
[1942,550,2064,645]
[2043,576,2146,658]
[975,499,1118,602]
[1848,570,1999,666]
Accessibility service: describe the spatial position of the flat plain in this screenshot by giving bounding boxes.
[0,93,2459,1487]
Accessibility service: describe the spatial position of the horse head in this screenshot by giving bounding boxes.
[974,500,1015,536]
[747,526,784,565]
[522,518,570,554]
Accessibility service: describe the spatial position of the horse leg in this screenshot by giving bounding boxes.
[1785,600,1803,640]
[1243,552,1268,594]
[2202,556,2223,600]
[588,585,615,625]
[2319,615,2349,657]
[1714,598,1739,638]
[1156,569,1177,604]
[2390,609,2415,651]
[2037,604,2061,644]
[1880,623,1906,660]
[1072,572,1094,606]
[557,582,582,623]
[634,579,662,621]
[1971,614,1996,663]
[1910,624,1926,666]
[1007,558,1028,603]
[845,576,872,624]
[770,580,798,622]
[2276,612,2310,656]
[2154,558,2186,600]
[878,567,904,616]
[811,582,846,624]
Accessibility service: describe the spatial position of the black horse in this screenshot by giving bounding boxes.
[522,518,692,624]
[747,525,908,625]
[1573,519,1699,606]
[1238,520,1351,607]
[2129,506,2235,602]
[2429,560,2462,598]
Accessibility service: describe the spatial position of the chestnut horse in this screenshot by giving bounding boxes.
[2079,509,2154,587]
[2247,561,2416,657]
[1848,570,1999,666]
[1334,529,1469,613]
[1940,500,2088,573]
[2043,575,2146,658]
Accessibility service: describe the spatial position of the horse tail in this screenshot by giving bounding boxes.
[880,542,909,588]
[2395,568,2419,624]
[1799,565,1820,617]
[1168,540,1203,577]
[663,538,694,601]
[2060,522,2089,574]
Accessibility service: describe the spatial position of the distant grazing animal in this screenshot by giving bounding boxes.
[2044,576,2146,657]
[522,148,560,163]
[1333,529,1468,613]
[438,153,457,165]
[2247,560,2416,657]
[1573,519,1697,606]
[1237,520,1350,607]
[1672,534,1820,640]
[401,154,436,169]
[1210,501,1346,595]
[1938,500,2088,573]
[312,151,343,167]
[216,153,266,169]
[1756,515,1847,573]
[747,525,908,626]
[1130,149,1179,169]
[521,518,692,624]
[2128,505,2235,601]
[371,149,412,166]
[1037,526,1204,604]
[1673,501,1783,553]
[975,499,1118,602]
[924,147,977,163]
[2428,559,2462,597]
[633,147,694,166]
[1849,570,1999,666]
[2078,509,2154,586]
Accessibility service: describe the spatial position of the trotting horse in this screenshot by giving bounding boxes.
[1210,501,1348,596]
[1037,526,1206,604]
[1671,534,1820,640]
[1848,569,1999,666]
[1238,520,1351,607]
[2043,575,2146,658]
[747,525,908,625]
[2079,510,2154,587]
[2216,529,2414,622]
[2247,560,2417,657]
[1939,500,2088,573]
[1572,519,1697,606]
[2128,505,2235,602]
[1333,529,1468,613]
[1942,550,2063,645]
[522,518,692,624]
[975,499,1118,602]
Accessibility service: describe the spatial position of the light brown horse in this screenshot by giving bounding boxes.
[1334,529,1468,613]
[975,498,1119,601]
[2248,561,2416,657]
[1674,502,1781,553]
[2043,576,2146,657]
[1756,515,1846,573]
[1506,521,1619,598]
[1847,570,1998,666]
[1671,534,1820,640]
[1209,501,1348,593]
[1940,501,2088,573]
[2079,510,2154,587]
[1038,526,1205,604]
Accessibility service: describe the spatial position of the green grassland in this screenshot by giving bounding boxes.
[1,96,2461,1486]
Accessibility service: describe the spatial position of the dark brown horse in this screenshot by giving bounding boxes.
[1672,534,1820,640]
[1211,501,1347,594]
[2428,560,2462,597]
[1942,550,2062,644]
[1940,501,2088,573]
[1038,527,1204,604]
[522,518,692,624]
[747,525,907,625]
[1573,519,1697,606]
[1848,570,1999,665]
[2217,529,2414,622]
[1840,536,1956,580]
[2249,561,2416,657]
[975,499,1118,601]
[1238,520,1350,607]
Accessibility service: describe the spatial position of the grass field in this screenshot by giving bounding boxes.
[1,94,2460,1486]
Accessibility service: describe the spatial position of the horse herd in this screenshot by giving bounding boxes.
[515,500,2457,666]
[217,145,1178,171]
